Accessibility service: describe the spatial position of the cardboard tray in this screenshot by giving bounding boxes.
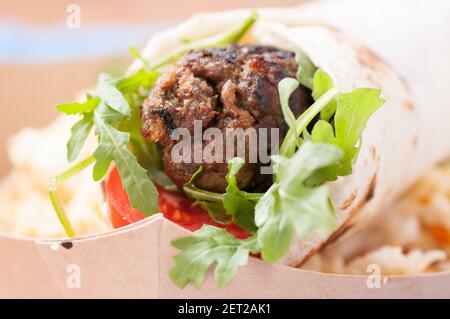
[1,215,450,298]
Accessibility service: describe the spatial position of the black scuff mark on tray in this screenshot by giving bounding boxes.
[61,242,74,249]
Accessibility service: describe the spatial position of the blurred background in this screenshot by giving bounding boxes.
[0,0,304,175]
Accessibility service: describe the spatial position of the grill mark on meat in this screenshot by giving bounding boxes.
[152,108,176,134]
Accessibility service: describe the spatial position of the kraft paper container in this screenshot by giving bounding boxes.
[1,213,450,298]
[1,0,450,299]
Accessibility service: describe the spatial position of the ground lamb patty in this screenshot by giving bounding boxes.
[141,45,312,193]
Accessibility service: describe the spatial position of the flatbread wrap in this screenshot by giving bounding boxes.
[124,7,449,271]
[1,0,449,289]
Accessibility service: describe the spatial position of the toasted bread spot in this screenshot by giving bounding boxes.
[321,222,355,249]
[365,174,377,202]
[403,99,415,112]
[412,135,418,148]
[341,190,358,210]
[369,145,377,160]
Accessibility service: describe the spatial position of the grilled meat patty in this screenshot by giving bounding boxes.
[141,45,312,193]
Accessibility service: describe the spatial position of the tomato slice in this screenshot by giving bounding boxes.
[105,167,249,239]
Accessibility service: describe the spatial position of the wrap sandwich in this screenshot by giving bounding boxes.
[1,0,449,289]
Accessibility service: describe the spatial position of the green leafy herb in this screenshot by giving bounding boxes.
[223,158,258,233]
[278,78,302,148]
[295,50,318,90]
[310,71,385,176]
[95,73,130,116]
[280,69,384,177]
[66,113,94,162]
[56,94,100,115]
[197,201,231,224]
[118,69,176,190]
[255,142,342,262]
[92,100,159,215]
[57,95,100,162]
[333,88,384,174]
[170,225,260,288]
[182,167,234,223]
[51,70,162,235]
[279,79,339,157]
[170,142,343,286]
[183,160,261,232]
[116,69,159,94]
[129,46,149,66]
[49,156,95,236]
[183,167,224,202]
[312,69,336,122]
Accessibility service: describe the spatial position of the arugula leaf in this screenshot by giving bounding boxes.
[95,73,130,116]
[222,193,257,231]
[57,68,163,225]
[254,184,292,262]
[279,85,339,157]
[183,168,225,202]
[56,95,100,162]
[67,113,93,162]
[183,160,260,232]
[224,157,245,194]
[278,78,299,132]
[282,69,384,176]
[117,69,159,94]
[334,88,384,173]
[312,70,336,122]
[256,142,343,262]
[56,94,100,115]
[182,167,232,224]
[306,120,342,185]
[198,201,231,224]
[118,71,176,190]
[278,78,302,149]
[93,102,159,216]
[129,46,149,66]
[310,75,385,176]
[92,103,127,180]
[295,50,318,90]
[49,156,96,237]
[311,120,335,144]
[170,225,260,288]
[223,158,257,233]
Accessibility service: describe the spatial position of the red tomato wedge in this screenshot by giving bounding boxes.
[105,167,249,239]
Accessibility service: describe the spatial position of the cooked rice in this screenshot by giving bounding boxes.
[302,163,450,275]
[0,117,109,238]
